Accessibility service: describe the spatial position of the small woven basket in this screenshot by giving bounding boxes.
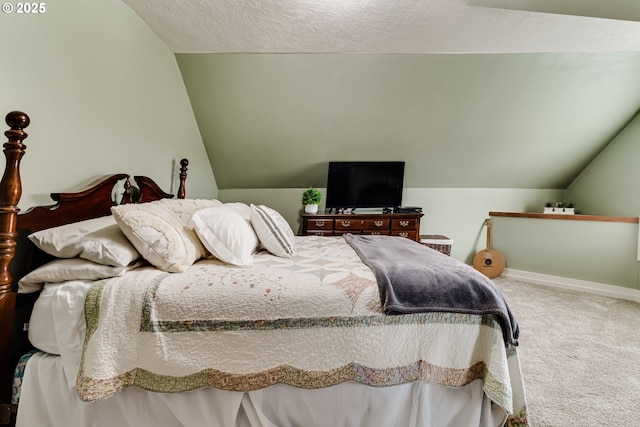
[419,235,453,256]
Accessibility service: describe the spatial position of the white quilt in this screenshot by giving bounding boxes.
[76,236,528,425]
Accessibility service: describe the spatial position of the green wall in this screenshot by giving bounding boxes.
[490,110,640,291]
[490,116,640,291]
[0,0,217,209]
[177,52,640,191]
[566,111,640,217]
[491,216,639,291]
[508,107,640,291]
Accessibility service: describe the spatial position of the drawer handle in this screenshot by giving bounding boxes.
[373,221,384,227]
[398,232,409,238]
[399,220,409,227]
[340,221,351,227]
[371,231,381,235]
[314,221,325,228]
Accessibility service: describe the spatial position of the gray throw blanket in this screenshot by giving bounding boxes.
[344,234,519,346]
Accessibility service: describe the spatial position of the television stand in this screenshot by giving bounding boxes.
[300,212,423,241]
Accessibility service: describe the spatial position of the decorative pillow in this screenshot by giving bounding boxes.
[189,205,259,267]
[111,201,205,273]
[28,216,140,267]
[156,198,223,224]
[250,204,295,258]
[18,258,131,294]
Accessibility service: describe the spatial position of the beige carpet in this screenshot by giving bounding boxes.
[493,277,640,427]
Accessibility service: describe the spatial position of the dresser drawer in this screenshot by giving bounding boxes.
[391,230,418,240]
[361,219,390,229]
[335,219,362,230]
[391,218,419,230]
[335,218,391,231]
[305,218,334,231]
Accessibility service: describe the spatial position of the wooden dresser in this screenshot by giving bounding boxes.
[301,212,423,241]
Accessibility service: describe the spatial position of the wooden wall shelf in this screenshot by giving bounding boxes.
[489,212,639,224]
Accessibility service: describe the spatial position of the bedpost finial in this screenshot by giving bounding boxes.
[1,110,29,297]
[4,111,30,146]
[178,158,188,200]
[5,111,30,130]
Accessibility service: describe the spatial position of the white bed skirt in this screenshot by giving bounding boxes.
[17,352,506,427]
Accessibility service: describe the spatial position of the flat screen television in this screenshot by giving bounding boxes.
[325,161,405,210]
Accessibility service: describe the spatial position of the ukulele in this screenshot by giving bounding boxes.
[472,218,505,279]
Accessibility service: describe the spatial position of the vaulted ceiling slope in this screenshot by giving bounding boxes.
[123,1,640,190]
[177,52,640,189]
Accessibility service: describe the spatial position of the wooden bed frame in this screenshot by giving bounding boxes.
[0,111,189,425]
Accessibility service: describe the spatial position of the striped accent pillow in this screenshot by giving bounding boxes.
[250,204,295,258]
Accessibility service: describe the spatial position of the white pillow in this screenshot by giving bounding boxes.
[28,284,62,354]
[111,201,205,273]
[223,202,252,220]
[18,258,130,294]
[189,205,259,267]
[73,224,141,267]
[250,204,295,258]
[28,280,94,388]
[28,216,140,267]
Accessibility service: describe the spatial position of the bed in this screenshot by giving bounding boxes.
[0,111,530,427]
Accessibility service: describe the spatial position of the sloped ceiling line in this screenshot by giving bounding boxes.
[122,0,640,53]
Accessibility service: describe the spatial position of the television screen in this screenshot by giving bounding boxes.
[325,161,405,210]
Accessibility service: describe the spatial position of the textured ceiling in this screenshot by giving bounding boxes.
[121,0,640,53]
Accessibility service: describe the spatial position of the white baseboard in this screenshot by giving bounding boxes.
[503,268,640,304]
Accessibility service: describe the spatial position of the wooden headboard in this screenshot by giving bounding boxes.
[0,111,189,424]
